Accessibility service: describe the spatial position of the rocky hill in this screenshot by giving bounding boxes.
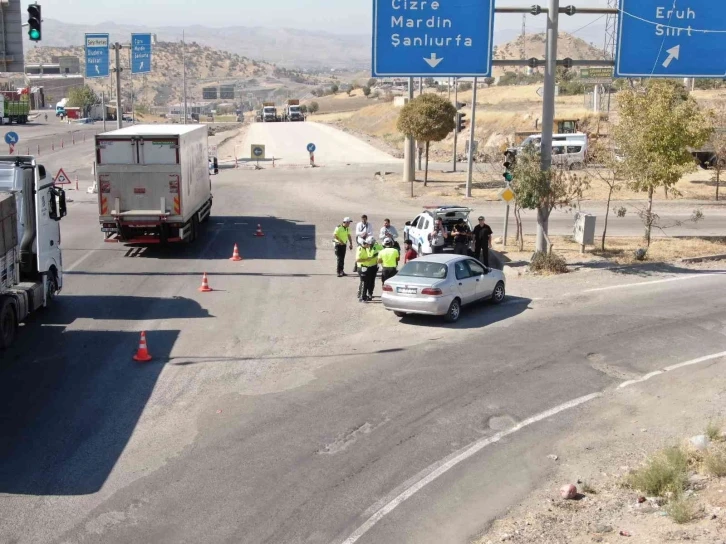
[493,32,609,75]
[26,42,278,107]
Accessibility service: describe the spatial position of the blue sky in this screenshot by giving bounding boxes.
[32,0,612,37]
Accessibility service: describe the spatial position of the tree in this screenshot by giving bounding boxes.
[362,86,371,97]
[308,101,319,114]
[709,108,726,201]
[300,104,308,114]
[511,145,589,252]
[330,83,339,94]
[367,78,377,88]
[458,81,472,92]
[67,85,98,115]
[587,141,626,251]
[613,80,712,245]
[397,94,457,193]
[424,77,436,88]
[483,77,495,87]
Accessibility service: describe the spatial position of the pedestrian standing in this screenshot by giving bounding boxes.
[333,217,353,277]
[379,218,399,251]
[402,239,418,264]
[428,218,448,254]
[378,238,400,287]
[354,214,374,273]
[452,219,471,255]
[472,215,493,267]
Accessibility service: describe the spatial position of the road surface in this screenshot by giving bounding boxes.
[1,121,726,544]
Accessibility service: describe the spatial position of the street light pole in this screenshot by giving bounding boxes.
[112,43,123,129]
[182,30,187,124]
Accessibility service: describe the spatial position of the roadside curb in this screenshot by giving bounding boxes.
[680,253,726,263]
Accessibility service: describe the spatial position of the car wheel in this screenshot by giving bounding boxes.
[444,298,461,323]
[491,281,505,304]
[393,311,407,318]
[0,299,17,349]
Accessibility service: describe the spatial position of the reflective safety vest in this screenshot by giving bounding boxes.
[333,225,350,244]
[379,247,399,268]
[357,245,379,267]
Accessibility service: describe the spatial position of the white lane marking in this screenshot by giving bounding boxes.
[65,249,97,272]
[340,349,726,544]
[583,273,723,293]
[339,392,602,544]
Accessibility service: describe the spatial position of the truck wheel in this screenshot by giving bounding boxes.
[0,299,17,349]
[44,273,58,308]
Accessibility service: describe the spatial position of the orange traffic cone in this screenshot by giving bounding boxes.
[229,243,243,261]
[254,224,265,237]
[132,331,153,362]
[199,272,213,292]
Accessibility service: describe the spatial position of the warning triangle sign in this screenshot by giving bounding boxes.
[54,168,70,185]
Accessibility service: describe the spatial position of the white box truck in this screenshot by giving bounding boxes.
[95,125,213,244]
[1,156,66,349]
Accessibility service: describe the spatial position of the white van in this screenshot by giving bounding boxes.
[519,132,589,151]
[551,140,587,170]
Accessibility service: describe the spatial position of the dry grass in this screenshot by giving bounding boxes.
[626,446,689,497]
[704,446,726,477]
[706,420,723,442]
[498,235,726,267]
[667,495,702,524]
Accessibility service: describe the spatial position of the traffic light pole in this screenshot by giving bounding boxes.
[465,78,478,198]
[112,43,123,129]
[452,78,458,172]
[537,0,559,253]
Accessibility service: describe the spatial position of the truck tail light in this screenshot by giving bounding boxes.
[421,287,442,296]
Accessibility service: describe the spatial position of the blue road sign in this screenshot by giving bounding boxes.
[4,132,18,145]
[85,33,110,78]
[372,0,495,77]
[131,33,152,74]
[616,1,726,78]
[252,146,264,157]
[307,143,316,153]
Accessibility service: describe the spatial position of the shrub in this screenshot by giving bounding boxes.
[529,251,568,274]
[667,495,701,524]
[626,446,688,497]
[704,446,726,477]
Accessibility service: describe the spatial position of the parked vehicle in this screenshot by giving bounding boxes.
[96,125,213,244]
[0,92,30,124]
[551,140,587,170]
[381,254,506,323]
[405,205,475,256]
[0,156,66,348]
[505,132,589,164]
[690,128,726,169]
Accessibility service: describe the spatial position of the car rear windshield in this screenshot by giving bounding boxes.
[398,262,447,279]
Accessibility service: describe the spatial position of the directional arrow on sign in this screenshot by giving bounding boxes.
[662,45,680,69]
[95,65,100,74]
[424,53,444,69]
[140,61,144,71]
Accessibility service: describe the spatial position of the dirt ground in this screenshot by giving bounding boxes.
[472,359,726,544]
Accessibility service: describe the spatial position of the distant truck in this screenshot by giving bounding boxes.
[1,156,67,348]
[55,98,68,118]
[0,92,30,124]
[690,128,726,169]
[283,99,304,122]
[96,125,213,245]
[262,102,280,122]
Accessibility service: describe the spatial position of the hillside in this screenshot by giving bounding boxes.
[493,32,610,75]
[26,42,279,108]
[24,19,370,71]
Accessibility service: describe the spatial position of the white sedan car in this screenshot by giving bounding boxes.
[381,254,506,323]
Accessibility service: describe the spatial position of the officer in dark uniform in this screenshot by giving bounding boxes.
[472,215,493,267]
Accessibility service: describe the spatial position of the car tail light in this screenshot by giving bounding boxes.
[421,287,442,295]
[382,284,393,292]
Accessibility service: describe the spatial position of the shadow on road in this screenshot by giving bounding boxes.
[395,295,532,330]
[120,215,316,261]
[0,326,181,495]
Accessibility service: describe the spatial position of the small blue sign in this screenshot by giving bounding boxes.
[372,0,495,77]
[307,143,316,153]
[4,132,18,145]
[616,1,726,78]
[85,33,110,79]
[253,146,264,157]
[131,33,152,74]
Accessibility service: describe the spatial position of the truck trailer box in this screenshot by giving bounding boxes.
[95,125,212,242]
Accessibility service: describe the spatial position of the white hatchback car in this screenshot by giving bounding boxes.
[381,254,506,323]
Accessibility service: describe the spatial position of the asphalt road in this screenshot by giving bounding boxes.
[1,121,726,544]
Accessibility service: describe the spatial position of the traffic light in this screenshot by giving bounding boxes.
[456,112,467,133]
[503,153,514,182]
[27,4,41,42]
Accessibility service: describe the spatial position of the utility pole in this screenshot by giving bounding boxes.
[452,77,458,172]
[127,47,134,124]
[182,30,187,124]
[537,0,559,253]
[111,43,123,129]
[403,77,415,189]
[101,91,106,131]
[465,78,478,198]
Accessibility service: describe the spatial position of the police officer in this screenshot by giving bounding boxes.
[333,217,353,277]
[378,237,400,287]
[472,215,493,267]
[356,236,381,302]
[452,219,471,255]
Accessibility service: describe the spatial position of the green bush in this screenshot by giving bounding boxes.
[626,446,689,497]
[529,251,568,274]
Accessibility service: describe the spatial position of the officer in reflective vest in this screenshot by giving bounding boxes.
[333,217,353,277]
[377,237,400,288]
[356,236,381,302]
